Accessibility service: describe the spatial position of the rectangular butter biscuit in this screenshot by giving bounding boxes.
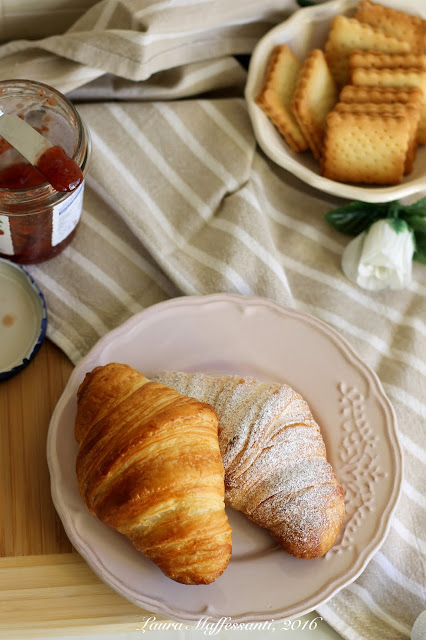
[256,44,308,153]
[351,66,426,143]
[291,49,339,160]
[321,110,411,185]
[354,0,425,55]
[339,84,424,106]
[349,50,426,74]
[333,100,421,173]
[324,15,410,87]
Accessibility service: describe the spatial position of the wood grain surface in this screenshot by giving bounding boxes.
[0,340,73,558]
[0,340,154,638]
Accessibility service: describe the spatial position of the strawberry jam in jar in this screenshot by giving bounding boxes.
[0,80,91,264]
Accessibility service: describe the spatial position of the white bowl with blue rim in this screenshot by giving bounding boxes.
[0,258,47,381]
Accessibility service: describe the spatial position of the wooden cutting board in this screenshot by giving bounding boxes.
[0,340,156,638]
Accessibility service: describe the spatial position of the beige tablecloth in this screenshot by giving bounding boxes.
[1,2,425,639]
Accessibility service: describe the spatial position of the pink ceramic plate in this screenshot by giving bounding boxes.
[47,294,402,623]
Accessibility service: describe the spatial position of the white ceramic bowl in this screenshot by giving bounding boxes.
[245,0,426,203]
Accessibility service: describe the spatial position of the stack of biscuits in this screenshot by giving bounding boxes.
[256,0,426,185]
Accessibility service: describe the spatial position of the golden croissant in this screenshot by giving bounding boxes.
[75,362,232,585]
[153,371,345,559]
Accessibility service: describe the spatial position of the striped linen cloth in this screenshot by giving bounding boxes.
[0,0,98,42]
[0,2,425,639]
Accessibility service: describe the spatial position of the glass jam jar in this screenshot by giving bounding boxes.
[0,79,91,264]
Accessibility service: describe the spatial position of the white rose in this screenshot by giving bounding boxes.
[341,218,415,291]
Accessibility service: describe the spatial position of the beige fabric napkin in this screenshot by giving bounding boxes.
[1,2,425,639]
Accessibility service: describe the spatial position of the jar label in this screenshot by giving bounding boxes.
[51,182,84,247]
[0,215,14,255]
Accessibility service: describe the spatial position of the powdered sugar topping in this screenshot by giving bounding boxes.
[153,371,344,556]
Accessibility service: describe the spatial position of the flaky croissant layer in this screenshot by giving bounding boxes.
[153,371,345,559]
[75,363,232,585]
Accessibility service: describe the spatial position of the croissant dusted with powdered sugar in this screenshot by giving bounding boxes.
[153,371,345,559]
[75,363,232,585]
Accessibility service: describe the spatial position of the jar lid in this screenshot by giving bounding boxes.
[0,258,47,381]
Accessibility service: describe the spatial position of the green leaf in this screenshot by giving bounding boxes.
[403,215,426,233]
[400,196,426,218]
[413,231,426,264]
[387,201,403,219]
[386,217,409,233]
[324,201,389,236]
